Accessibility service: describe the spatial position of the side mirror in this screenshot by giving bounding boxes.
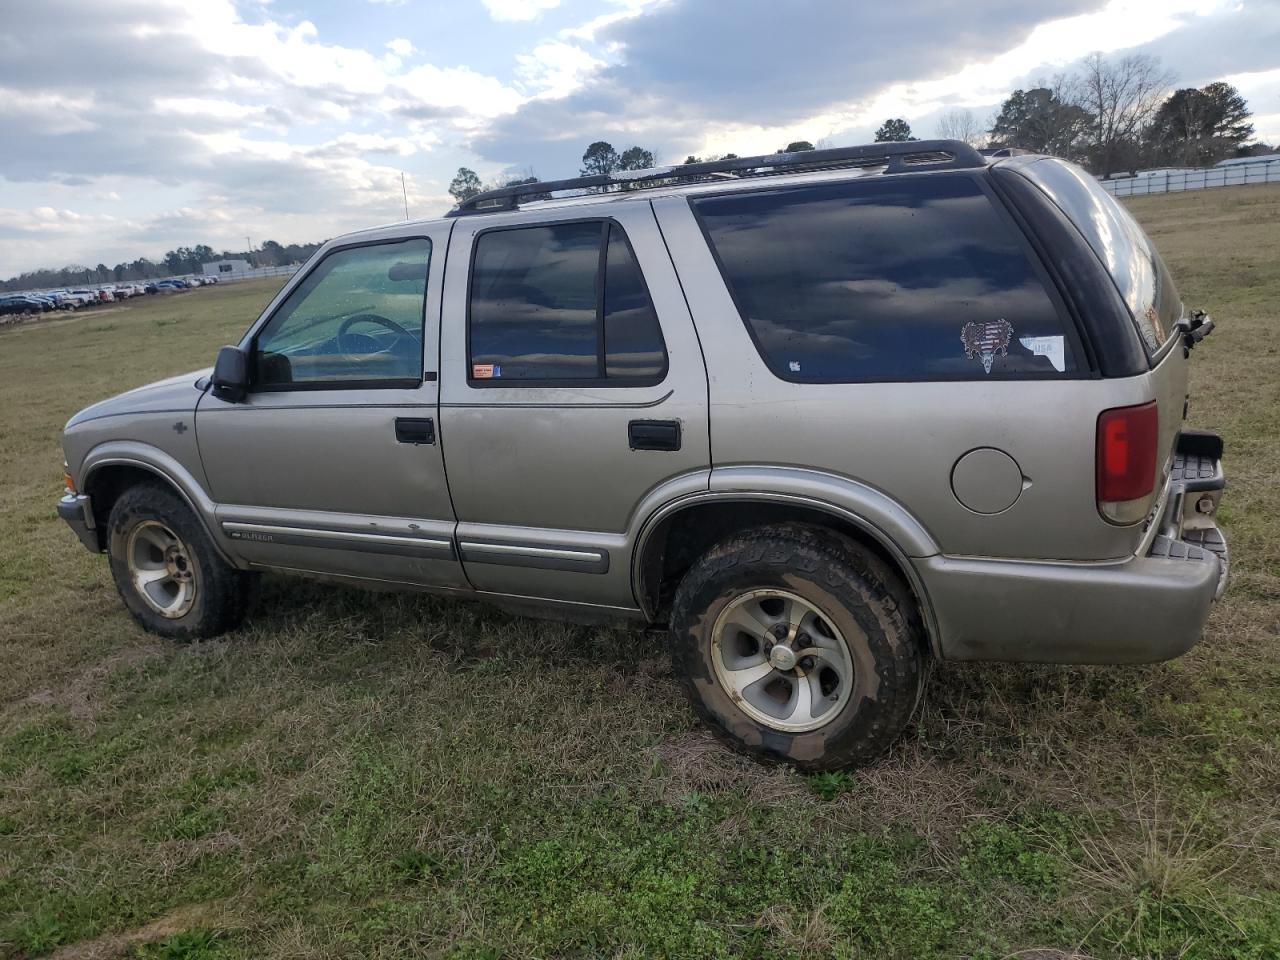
[211,345,249,402]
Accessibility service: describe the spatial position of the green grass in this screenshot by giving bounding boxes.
[2,187,1279,958]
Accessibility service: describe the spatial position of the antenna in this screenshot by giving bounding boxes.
[401,172,410,220]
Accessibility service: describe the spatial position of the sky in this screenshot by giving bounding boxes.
[1,0,1278,277]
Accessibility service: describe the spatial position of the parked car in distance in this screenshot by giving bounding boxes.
[48,291,82,309]
[58,141,1228,771]
[1,295,49,315]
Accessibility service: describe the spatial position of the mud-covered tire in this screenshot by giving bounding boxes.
[669,524,924,771]
[106,482,253,641]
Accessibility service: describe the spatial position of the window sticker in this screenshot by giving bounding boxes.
[472,363,500,379]
[788,360,802,373]
[961,319,1013,374]
[1017,335,1066,373]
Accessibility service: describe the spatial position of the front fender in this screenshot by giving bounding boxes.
[78,440,240,567]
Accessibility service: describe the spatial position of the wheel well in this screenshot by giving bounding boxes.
[81,465,173,549]
[638,499,928,630]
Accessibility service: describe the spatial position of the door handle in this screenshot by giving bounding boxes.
[394,417,435,445]
[628,419,681,451]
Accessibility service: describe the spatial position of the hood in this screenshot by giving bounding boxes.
[66,367,212,429]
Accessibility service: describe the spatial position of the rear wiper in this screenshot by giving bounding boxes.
[1177,309,1214,351]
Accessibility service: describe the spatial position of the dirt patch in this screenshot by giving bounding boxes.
[25,644,164,722]
[648,729,806,805]
[47,902,237,960]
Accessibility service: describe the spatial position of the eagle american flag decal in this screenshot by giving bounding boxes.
[961,319,1013,374]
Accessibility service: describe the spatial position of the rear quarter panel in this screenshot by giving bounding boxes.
[653,193,1157,562]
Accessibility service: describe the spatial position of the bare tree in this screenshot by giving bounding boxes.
[935,108,984,147]
[1074,53,1174,177]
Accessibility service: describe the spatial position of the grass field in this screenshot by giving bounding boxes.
[2,185,1278,960]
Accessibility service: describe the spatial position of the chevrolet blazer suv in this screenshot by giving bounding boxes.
[58,141,1227,770]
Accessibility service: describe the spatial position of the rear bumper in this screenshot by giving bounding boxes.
[58,493,100,552]
[923,430,1228,664]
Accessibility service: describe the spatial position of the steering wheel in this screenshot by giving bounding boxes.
[336,313,413,354]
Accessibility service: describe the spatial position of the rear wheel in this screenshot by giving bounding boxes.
[670,525,924,771]
[106,482,253,641]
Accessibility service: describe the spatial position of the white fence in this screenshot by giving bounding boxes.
[1101,162,1280,197]
[217,264,300,282]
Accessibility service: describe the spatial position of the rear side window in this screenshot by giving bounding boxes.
[1018,159,1181,353]
[468,221,667,384]
[692,175,1077,382]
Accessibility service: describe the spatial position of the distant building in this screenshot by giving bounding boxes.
[203,259,252,278]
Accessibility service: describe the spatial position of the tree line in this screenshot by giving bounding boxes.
[445,54,1267,203]
[1,239,324,293]
[941,53,1264,177]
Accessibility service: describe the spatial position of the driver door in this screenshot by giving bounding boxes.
[196,225,466,590]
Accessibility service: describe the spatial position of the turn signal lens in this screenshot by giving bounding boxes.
[63,470,76,494]
[1096,401,1159,523]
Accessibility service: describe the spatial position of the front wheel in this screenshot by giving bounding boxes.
[669,525,924,771]
[106,482,253,641]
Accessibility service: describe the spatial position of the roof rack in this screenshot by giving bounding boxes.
[446,139,987,217]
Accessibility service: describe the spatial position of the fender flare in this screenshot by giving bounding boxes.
[79,441,240,567]
[629,468,943,657]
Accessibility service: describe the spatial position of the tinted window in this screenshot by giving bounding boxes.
[469,221,667,383]
[603,224,666,378]
[255,238,430,386]
[694,175,1076,382]
[1019,158,1181,353]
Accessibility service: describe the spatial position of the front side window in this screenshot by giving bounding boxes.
[693,175,1077,382]
[254,238,430,387]
[468,221,667,383]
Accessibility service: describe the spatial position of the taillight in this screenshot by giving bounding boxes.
[1096,401,1159,524]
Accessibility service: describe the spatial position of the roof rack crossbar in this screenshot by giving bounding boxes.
[446,139,986,217]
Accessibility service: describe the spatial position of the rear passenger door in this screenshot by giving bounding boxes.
[439,202,709,610]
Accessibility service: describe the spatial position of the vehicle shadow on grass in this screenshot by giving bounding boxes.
[231,570,1201,779]
[236,572,667,676]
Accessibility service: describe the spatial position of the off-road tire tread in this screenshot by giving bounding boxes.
[106,481,252,641]
[669,523,924,771]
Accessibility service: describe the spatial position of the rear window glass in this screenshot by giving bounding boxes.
[692,175,1076,382]
[1018,159,1181,353]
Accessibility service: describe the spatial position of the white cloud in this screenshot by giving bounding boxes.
[3,0,1277,278]
[515,42,605,99]
[481,0,561,22]
[0,89,98,135]
[560,0,664,44]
